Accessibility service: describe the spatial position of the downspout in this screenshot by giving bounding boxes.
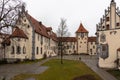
[32,28,35,60]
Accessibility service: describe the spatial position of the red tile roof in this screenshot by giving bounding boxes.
[88,37,96,42]
[46,27,52,32]
[58,37,77,42]
[10,27,28,39]
[26,13,50,38]
[51,31,58,42]
[76,23,88,33]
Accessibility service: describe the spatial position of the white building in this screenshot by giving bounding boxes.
[96,0,120,69]
[76,23,89,54]
[88,37,96,55]
[0,8,58,61]
[58,23,96,55]
[58,37,77,55]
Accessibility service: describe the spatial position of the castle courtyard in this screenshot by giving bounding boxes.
[0,55,117,80]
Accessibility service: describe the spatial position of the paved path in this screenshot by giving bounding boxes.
[81,56,117,80]
[57,55,117,80]
[0,58,52,80]
[0,55,118,80]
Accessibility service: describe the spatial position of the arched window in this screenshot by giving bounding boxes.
[23,46,26,54]
[17,46,21,54]
[36,47,39,54]
[11,46,14,54]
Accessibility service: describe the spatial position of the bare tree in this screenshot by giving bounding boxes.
[0,0,24,61]
[0,0,24,33]
[57,18,70,64]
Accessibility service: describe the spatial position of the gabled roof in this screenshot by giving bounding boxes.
[76,23,88,33]
[26,13,50,38]
[10,27,28,39]
[50,31,58,42]
[88,37,96,42]
[58,37,77,42]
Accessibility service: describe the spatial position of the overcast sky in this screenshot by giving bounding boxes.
[23,0,120,36]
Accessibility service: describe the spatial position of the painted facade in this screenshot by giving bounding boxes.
[96,0,120,69]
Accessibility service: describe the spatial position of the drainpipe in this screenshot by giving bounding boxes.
[32,27,35,60]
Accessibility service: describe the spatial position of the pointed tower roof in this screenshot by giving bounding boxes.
[10,27,28,39]
[76,23,88,33]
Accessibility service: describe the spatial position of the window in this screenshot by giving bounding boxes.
[81,33,84,38]
[28,25,30,28]
[67,45,69,49]
[36,47,39,54]
[103,26,105,28]
[91,42,93,45]
[24,19,26,22]
[106,24,109,30]
[106,17,109,21]
[41,47,42,54]
[17,46,21,54]
[41,36,43,45]
[116,23,120,26]
[100,33,106,42]
[73,45,75,49]
[18,38,21,41]
[38,34,39,41]
[90,49,92,53]
[23,46,26,54]
[93,46,95,49]
[11,46,14,54]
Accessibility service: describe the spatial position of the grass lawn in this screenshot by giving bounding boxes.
[107,69,120,80]
[12,59,102,80]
